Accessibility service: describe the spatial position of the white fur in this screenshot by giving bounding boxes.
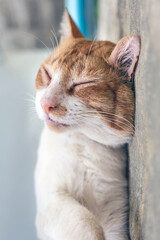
[35,68,130,240]
[35,92,47,122]
[35,127,128,240]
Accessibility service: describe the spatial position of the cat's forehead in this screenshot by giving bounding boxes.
[48,40,114,66]
[45,40,115,79]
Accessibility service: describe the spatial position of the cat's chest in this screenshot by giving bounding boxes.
[39,126,109,166]
[36,127,126,210]
[38,127,107,179]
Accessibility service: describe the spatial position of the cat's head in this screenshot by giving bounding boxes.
[35,9,140,146]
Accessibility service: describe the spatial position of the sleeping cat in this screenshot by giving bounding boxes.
[35,9,140,240]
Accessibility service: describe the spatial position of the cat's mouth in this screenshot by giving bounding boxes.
[46,117,71,129]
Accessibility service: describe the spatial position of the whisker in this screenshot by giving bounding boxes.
[81,114,133,134]
[20,31,51,54]
[51,27,59,47]
[50,36,55,50]
[23,98,35,103]
[76,116,129,140]
[82,110,135,130]
[85,34,97,66]
[87,35,97,57]
[76,113,138,143]
[82,111,134,129]
[51,27,59,57]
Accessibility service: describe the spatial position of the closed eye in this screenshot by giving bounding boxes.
[69,81,95,93]
[43,67,52,83]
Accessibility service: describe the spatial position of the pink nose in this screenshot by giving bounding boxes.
[43,103,58,114]
[41,99,58,115]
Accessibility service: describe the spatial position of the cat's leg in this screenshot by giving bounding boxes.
[36,193,105,240]
[97,201,129,240]
[100,219,129,240]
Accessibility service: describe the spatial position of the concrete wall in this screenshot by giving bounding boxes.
[98,1,160,239]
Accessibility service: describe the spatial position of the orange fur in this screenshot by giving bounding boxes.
[35,10,141,240]
[35,11,140,135]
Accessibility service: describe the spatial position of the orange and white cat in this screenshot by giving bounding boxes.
[35,10,140,240]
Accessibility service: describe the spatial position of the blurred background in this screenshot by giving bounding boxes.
[0,0,99,240]
[1,0,160,240]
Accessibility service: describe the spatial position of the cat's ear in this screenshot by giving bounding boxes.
[108,35,140,77]
[60,9,83,41]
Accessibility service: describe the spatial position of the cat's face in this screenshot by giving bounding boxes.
[35,10,140,146]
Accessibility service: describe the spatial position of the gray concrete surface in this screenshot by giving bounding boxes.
[98,1,160,239]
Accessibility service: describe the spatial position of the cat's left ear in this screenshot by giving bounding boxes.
[108,35,140,77]
[60,9,83,41]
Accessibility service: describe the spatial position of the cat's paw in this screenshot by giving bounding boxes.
[82,223,105,240]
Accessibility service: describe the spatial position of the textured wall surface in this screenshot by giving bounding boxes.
[98,1,160,239]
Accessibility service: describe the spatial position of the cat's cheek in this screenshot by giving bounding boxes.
[46,123,66,133]
[35,89,47,120]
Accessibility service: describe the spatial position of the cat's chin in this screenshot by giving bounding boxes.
[45,118,71,132]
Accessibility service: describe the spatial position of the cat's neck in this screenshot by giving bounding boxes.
[69,128,126,151]
[43,126,126,165]
[68,129,127,163]
[44,125,126,150]
[77,126,128,148]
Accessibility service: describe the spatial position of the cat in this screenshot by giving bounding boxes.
[35,9,140,240]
